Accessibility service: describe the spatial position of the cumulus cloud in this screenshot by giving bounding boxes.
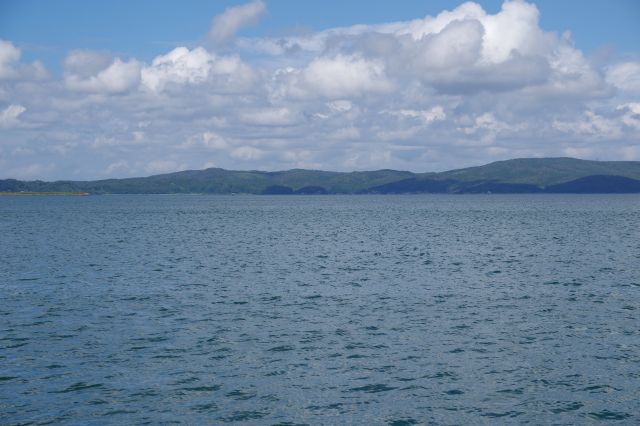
[1,1,639,179]
[141,47,254,93]
[253,0,599,95]
[275,54,393,99]
[415,19,484,70]
[208,0,266,44]
[64,51,141,93]
[479,0,548,62]
[142,47,212,91]
[63,50,113,77]
[307,55,393,98]
[0,39,49,80]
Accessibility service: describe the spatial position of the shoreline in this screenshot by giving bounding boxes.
[0,192,90,196]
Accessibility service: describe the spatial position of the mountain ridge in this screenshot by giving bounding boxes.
[2,157,640,194]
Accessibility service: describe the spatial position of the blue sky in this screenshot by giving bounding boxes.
[1,0,639,179]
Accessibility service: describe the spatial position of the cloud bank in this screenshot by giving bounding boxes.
[1,0,639,179]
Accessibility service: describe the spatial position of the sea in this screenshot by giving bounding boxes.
[1,194,639,425]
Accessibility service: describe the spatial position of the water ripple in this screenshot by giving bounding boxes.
[1,194,639,424]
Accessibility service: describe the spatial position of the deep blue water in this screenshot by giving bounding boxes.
[1,194,639,425]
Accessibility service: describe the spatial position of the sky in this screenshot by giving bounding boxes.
[0,0,639,179]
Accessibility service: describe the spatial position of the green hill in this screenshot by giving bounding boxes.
[431,157,640,187]
[2,158,640,194]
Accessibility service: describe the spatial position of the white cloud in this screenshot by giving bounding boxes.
[65,55,141,93]
[239,107,299,126]
[0,104,26,128]
[248,0,599,95]
[202,131,228,149]
[64,50,113,77]
[617,103,640,129]
[208,0,266,44]
[456,112,525,145]
[391,106,446,123]
[245,0,550,68]
[141,47,253,93]
[414,19,484,70]
[480,0,547,63]
[553,111,622,139]
[462,112,517,134]
[395,2,569,93]
[1,1,640,180]
[606,62,640,92]
[621,103,640,115]
[327,100,353,113]
[0,40,21,79]
[142,47,212,92]
[0,39,48,80]
[278,54,393,99]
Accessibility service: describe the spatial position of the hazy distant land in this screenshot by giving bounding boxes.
[0,192,89,196]
[3,157,640,195]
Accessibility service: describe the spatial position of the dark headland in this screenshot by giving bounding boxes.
[3,157,640,195]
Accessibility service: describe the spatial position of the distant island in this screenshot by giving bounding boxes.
[0,192,89,196]
[2,157,640,195]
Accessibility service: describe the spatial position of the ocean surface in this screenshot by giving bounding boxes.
[1,194,639,425]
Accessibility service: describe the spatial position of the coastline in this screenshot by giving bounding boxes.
[0,192,90,196]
